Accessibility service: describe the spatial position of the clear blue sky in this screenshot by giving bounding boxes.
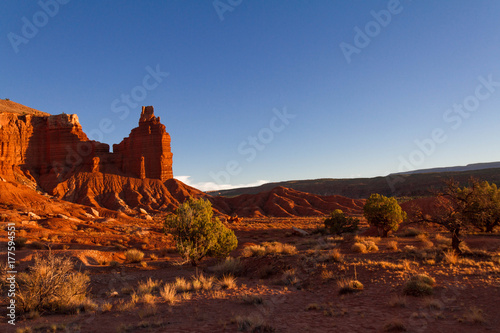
[2,0,500,191]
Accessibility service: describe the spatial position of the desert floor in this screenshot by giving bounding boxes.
[1,215,499,333]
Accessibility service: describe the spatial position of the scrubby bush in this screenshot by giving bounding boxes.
[386,240,398,251]
[351,242,367,253]
[403,274,435,296]
[324,209,359,235]
[363,194,406,237]
[16,253,93,313]
[352,237,379,252]
[165,198,238,265]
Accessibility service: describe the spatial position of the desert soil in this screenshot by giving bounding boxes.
[1,215,499,333]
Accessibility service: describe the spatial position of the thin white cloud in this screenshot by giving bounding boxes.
[175,176,269,192]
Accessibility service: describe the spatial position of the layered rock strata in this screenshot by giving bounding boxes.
[0,105,173,191]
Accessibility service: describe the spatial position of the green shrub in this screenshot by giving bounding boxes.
[324,209,359,235]
[165,198,237,265]
[363,194,406,237]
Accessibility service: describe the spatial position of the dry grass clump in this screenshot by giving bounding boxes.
[460,306,486,324]
[383,319,407,332]
[320,269,338,281]
[159,284,177,304]
[242,242,297,257]
[337,279,364,295]
[241,293,264,305]
[218,274,237,289]
[211,257,242,276]
[242,245,266,257]
[16,253,94,314]
[233,313,274,332]
[403,274,435,297]
[174,277,192,292]
[278,269,300,286]
[305,303,322,311]
[386,240,398,251]
[353,237,379,252]
[318,249,343,262]
[137,278,161,296]
[416,234,434,249]
[115,298,137,312]
[403,245,416,253]
[138,303,157,319]
[140,293,156,305]
[351,242,367,253]
[125,249,145,263]
[434,234,452,246]
[388,294,407,308]
[403,245,426,259]
[423,298,444,310]
[401,228,424,237]
[100,302,113,312]
[443,250,459,264]
[262,241,297,255]
[192,273,214,290]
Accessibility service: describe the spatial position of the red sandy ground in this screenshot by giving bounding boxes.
[1,214,499,333]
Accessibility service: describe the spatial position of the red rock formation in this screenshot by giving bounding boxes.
[0,112,105,183]
[0,105,173,190]
[113,106,173,181]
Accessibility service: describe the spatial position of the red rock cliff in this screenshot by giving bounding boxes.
[0,112,106,184]
[0,105,173,189]
[113,106,173,181]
